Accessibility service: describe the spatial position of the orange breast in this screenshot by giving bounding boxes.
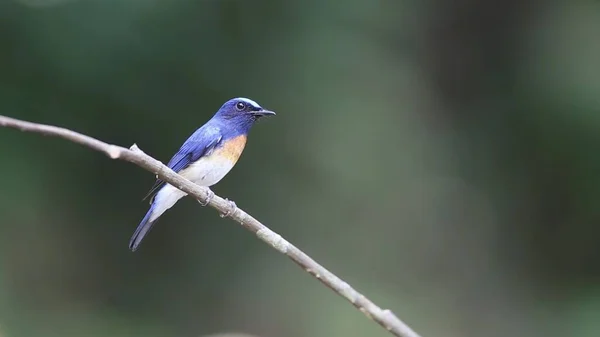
[213,135,247,163]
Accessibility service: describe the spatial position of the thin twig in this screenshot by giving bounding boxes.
[0,115,421,337]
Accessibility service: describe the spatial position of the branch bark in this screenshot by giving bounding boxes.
[0,115,421,337]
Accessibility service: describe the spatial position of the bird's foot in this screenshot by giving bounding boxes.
[220,199,237,218]
[198,188,215,206]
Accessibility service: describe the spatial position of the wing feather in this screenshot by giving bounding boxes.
[142,125,222,202]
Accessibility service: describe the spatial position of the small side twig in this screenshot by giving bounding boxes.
[0,115,421,337]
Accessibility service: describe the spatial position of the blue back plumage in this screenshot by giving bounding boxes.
[142,97,267,202]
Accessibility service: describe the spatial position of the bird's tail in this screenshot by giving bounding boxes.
[129,204,159,252]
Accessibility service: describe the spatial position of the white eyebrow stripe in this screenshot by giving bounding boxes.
[238,97,261,109]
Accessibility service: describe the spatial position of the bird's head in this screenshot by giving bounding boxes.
[215,97,276,123]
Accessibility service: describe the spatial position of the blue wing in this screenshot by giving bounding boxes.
[143,125,222,202]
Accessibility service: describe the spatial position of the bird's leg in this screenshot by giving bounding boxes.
[198,188,215,206]
[220,198,237,218]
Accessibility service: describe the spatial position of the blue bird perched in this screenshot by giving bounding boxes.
[129,97,276,251]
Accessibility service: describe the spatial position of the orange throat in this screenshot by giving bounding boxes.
[215,134,247,164]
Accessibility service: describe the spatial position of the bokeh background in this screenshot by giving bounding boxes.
[1,0,599,336]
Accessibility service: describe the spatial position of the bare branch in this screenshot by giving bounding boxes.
[0,115,422,337]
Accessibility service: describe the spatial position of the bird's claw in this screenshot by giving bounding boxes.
[198,189,215,206]
[220,199,237,218]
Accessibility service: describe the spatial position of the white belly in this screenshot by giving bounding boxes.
[180,154,236,187]
[148,155,236,222]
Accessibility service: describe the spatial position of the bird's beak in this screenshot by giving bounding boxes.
[252,109,276,117]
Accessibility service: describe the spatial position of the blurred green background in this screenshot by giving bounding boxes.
[1,0,599,336]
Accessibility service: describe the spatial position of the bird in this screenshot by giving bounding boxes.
[128,97,276,251]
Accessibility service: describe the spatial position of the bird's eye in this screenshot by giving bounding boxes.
[235,102,246,111]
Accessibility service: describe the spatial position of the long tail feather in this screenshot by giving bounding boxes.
[129,205,158,252]
[130,184,185,252]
